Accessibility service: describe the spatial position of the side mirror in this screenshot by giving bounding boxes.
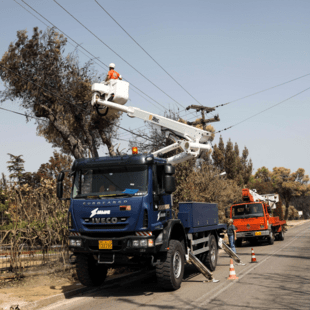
[267,206,271,214]
[225,207,230,218]
[57,171,65,182]
[164,164,175,175]
[164,175,176,194]
[57,172,64,199]
[57,181,63,199]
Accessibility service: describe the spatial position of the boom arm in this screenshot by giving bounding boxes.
[91,82,212,165]
[242,189,279,209]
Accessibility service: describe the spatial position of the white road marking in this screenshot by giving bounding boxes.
[186,226,306,309]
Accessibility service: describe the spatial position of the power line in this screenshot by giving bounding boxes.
[216,86,310,133]
[94,0,204,108]
[213,72,310,109]
[19,0,166,112]
[0,106,37,120]
[53,0,186,110]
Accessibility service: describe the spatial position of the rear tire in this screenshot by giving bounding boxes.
[156,240,185,291]
[278,230,284,241]
[76,254,108,287]
[204,235,218,271]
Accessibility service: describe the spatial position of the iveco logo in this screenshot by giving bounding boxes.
[90,208,111,218]
[91,217,118,224]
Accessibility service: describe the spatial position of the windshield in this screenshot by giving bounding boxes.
[232,203,264,219]
[73,166,148,198]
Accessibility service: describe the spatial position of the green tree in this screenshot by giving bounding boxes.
[271,167,310,220]
[37,151,73,195]
[7,154,25,183]
[212,136,225,171]
[212,137,252,186]
[240,147,253,185]
[0,27,119,159]
[224,139,237,180]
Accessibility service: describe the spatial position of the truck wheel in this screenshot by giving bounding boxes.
[268,231,275,245]
[235,238,243,247]
[156,239,185,291]
[76,254,108,287]
[278,230,284,241]
[204,235,218,271]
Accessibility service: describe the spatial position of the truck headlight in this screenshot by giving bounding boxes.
[132,240,139,247]
[140,239,147,248]
[69,239,82,247]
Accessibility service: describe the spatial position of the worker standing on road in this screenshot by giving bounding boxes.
[227,219,237,253]
[105,63,122,82]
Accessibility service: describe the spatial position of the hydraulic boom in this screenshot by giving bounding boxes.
[91,81,212,165]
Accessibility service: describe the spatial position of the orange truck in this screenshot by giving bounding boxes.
[226,189,286,246]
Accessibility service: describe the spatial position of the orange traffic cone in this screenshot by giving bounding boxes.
[251,248,257,263]
[227,259,239,280]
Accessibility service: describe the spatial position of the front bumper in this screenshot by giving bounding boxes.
[236,230,270,238]
[68,235,158,255]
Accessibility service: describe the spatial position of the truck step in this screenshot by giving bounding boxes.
[98,254,115,264]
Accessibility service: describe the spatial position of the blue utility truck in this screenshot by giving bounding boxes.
[56,80,227,290]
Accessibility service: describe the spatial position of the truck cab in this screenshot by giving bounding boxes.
[64,154,177,259]
[226,189,286,246]
[229,201,271,245]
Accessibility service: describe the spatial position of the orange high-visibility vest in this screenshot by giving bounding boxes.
[107,69,120,80]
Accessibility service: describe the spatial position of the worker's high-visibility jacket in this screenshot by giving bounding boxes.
[107,69,120,80]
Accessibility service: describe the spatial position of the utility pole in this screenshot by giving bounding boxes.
[185,105,220,130]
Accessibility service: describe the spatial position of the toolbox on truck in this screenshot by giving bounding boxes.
[178,202,219,228]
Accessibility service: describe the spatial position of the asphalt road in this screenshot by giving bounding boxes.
[42,222,310,310]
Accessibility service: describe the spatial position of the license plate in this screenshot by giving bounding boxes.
[99,240,113,249]
[255,232,261,236]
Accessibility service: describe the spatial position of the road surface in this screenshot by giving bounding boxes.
[41,221,310,310]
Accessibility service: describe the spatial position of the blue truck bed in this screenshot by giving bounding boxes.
[178,202,226,233]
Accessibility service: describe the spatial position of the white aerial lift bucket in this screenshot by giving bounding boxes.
[91,80,129,116]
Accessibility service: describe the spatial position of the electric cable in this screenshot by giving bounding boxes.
[53,0,186,110]
[213,73,310,109]
[177,72,310,115]
[19,0,166,112]
[0,106,37,120]
[94,0,205,107]
[216,86,310,133]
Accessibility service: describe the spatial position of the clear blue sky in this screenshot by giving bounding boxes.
[0,0,309,178]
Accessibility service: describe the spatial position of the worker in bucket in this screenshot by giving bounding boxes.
[227,219,237,253]
[105,63,122,82]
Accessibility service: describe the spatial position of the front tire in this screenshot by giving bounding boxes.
[268,231,275,245]
[235,238,243,247]
[156,240,185,291]
[76,254,108,287]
